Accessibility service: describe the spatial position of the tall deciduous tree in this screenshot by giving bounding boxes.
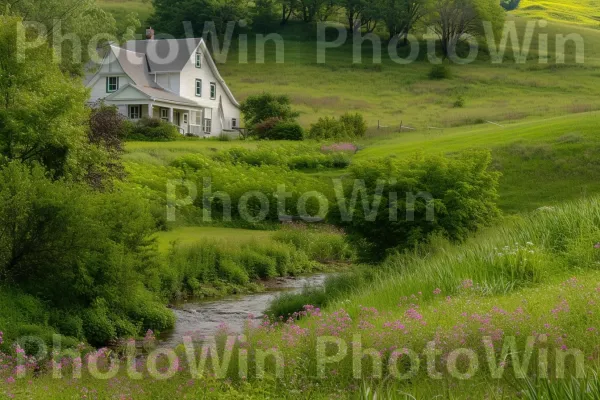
[0,16,90,179]
[150,0,250,36]
[384,0,430,42]
[428,0,504,57]
[0,0,125,76]
[343,0,384,33]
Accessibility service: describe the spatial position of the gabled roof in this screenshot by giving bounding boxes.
[122,38,202,73]
[106,45,202,107]
[121,38,240,107]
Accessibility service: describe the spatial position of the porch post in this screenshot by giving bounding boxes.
[147,104,153,118]
[169,107,174,123]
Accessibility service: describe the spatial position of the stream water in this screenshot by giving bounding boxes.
[159,273,330,347]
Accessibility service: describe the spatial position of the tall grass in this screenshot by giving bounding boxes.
[161,225,357,300]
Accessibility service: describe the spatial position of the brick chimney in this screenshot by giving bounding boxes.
[146,27,155,40]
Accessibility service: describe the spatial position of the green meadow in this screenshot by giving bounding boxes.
[3,0,600,398]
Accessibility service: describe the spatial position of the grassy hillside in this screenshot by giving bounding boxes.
[96,0,600,129]
[218,16,600,129]
[515,0,600,28]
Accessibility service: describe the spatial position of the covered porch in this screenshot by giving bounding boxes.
[115,102,213,136]
[102,84,215,136]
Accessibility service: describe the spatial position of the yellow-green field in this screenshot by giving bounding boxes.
[515,0,600,28]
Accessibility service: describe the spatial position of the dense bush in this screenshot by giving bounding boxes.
[241,93,300,139]
[339,113,367,138]
[329,150,501,255]
[428,64,452,80]
[269,121,304,140]
[306,113,367,140]
[126,118,181,141]
[307,116,345,140]
[167,153,334,223]
[0,162,174,346]
[252,117,303,140]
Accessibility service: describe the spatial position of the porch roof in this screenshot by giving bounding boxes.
[104,83,201,108]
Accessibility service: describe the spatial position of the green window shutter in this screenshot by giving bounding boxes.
[106,77,109,93]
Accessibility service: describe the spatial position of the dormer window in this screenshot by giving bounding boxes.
[195,51,202,68]
[106,76,119,93]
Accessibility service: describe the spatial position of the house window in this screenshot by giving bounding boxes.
[203,108,212,134]
[195,79,202,97]
[106,76,119,93]
[183,113,188,124]
[195,51,202,68]
[194,110,202,125]
[160,108,169,122]
[203,118,212,134]
[129,105,141,120]
[210,82,216,100]
[231,118,237,128]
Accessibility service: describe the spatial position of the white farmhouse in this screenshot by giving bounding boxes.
[86,30,240,137]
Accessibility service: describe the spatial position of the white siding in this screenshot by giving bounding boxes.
[88,51,133,102]
[177,47,240,135]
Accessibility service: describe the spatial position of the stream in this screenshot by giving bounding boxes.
[159,273,330,347]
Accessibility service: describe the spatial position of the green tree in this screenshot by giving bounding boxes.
[0,0,124,76]
[240,92,299,128]
[383,0,430,41]
[329,150,500,255]
[428,0,505,58]
[342,0,385,33]
[0,16,91,180]
[150,0,250,36]
[278,0,299,24]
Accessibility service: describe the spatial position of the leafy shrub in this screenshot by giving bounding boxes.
[306,116,345,140]
[269,121,304,140]
[250,118,304,141]
[429,64,452,80]
[329,150,501,255]
[126,118,180,141]
[0,162,172,346]
[241,92,299,128]
[339,113,367,138]
[453,95,465,108]
[50,311,84,339]
[219,258,250,285]
[82,299,116,346]
[307,113,367,140]
[252,117,281,139]
[239,250,278,279]
[127,299,175,332]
